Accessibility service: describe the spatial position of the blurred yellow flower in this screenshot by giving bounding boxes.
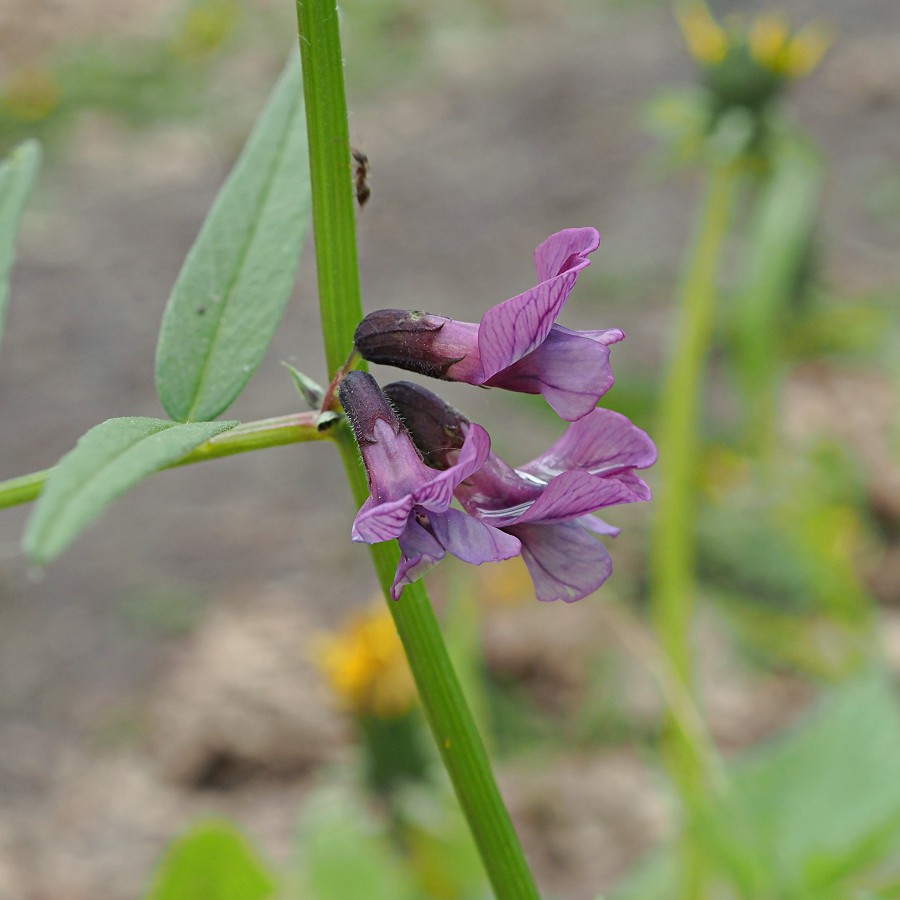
[315,604,417,718]
[749,14,831,78]
[169,0,240,61]
[677,2,728,65]
[2,67,60,122]
[676,2,830,80]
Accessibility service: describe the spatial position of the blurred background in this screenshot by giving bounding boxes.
[0,0,899,897]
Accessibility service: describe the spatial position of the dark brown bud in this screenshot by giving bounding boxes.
[382,381,468,470]
[337,371,400,444]
[354,309,465,379]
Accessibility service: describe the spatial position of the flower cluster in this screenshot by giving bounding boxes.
[339,228,656,602]
[677,1,830,113]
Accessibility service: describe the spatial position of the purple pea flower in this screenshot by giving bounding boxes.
[338,372,521,599]
[355,228,624,422]
[383,382,657,603]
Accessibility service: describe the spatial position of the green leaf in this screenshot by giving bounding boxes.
[283,361,324,408]
[733,669,900,890]
[145,819,277,900]
[0,140,41,352]
[155,53,311,422]
[24,417,236,564]
[612,669,900,898]
[294,785,419,900]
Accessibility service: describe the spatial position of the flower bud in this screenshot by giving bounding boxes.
[337,370,401,446]
[382,381,466,470]
[354,310,472,380]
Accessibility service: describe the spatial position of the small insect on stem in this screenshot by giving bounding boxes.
[351,148,371,209]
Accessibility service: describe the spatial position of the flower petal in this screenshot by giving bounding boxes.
[477,229,600,382]
[519,408,658,481]
[393,518,446,599]
[533,227,601,283]
[485,325,617,422]
[508,521,612,602]
[577,327,625,346]
[352,493,415,543]
[412,423,491,512]
[429,507,522,565]
[578,514,621,537]
[477,468,648,528]
[517,469,649,523]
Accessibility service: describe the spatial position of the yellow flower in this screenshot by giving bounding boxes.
[2,67,60,122]
[677,2,830,80]
[780,22,831,78]
[677,2,728,65]
[749,14,831,77]
[315,604,417,718]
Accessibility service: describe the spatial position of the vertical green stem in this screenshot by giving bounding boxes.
[649,163,741,897]
[295,0,361,377]
[732,140,822,457]
[295,3,539,896]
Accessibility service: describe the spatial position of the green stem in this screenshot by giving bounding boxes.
[0,411,330,511]
[649,163,741,897]
[732,138,823,456]
[295,0,362,378]
[295,3,538,896]
[0,469,51,509]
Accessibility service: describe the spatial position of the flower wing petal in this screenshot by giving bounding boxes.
[501,469,647,527]
[429,507,522,565]
[520,408,658,481]
[486,326,617,422]
[477,229,600,382]
[533,227,601,282]
[509,521,612,603]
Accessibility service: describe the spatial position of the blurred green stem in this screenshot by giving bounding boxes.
[649,162,741,898]
[294,1,539,896]
[732,139,822,455]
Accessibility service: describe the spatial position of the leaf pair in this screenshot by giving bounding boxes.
[17,53,313,565]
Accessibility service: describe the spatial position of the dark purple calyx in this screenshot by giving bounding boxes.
[354,310,466,379]
[337,370,402,445]
[382,381,467,470]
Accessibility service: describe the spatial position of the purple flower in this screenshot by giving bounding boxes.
[354,228,624,421]
[383,382,657,603]
[338,372,521,599]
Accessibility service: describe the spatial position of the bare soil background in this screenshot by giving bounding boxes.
[0,1,898,897]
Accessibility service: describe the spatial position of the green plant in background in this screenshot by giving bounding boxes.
[699,442,875,678]
[0,139,40,351]
[147,820,278,900]
[0,0,243,149]
[315,603,430,798]
[660,1,829,162]
[613,671,900,899]
[640,2,893,897]
[313,603,490,898]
